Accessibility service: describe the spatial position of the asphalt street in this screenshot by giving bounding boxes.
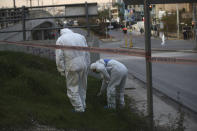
[100,29,197,113]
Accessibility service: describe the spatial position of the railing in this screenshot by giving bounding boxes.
[0,2,98,41]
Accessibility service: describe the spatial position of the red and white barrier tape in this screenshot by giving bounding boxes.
[0,41,197,65]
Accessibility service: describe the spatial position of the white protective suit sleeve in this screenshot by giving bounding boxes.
[55,39,65,75]
[97,78,108,96]
[97,59,110,82]
[82,36,90,66]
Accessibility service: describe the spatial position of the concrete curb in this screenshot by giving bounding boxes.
[100,38,121,43]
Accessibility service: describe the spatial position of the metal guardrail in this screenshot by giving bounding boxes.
[0,3,97,11]
[0,15,98,23]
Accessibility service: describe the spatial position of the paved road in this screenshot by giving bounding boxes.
[109,29,196,50]
[100,29,197,113]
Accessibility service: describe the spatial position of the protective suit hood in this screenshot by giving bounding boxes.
[90,59,105,69]
[60,28,73,35]
[90,60,105,71]
[90,63,99,70]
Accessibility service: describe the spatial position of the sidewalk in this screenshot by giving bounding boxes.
[125,74,197,131]
[106,29,197,130]
[107,29,197,53]
[109,29,196,49]
[100,38,120,43]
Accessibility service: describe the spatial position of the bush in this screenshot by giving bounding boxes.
[0,51,148,131]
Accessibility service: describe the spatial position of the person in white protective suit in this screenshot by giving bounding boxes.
[56,28,90,112]
[90,59,128,109]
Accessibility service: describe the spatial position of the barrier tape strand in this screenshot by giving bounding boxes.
[0,41,197,65]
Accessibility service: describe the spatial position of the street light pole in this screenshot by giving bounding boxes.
[13,0,16,8]
[30,0,32,7]
[144,0,154,130]
[108,0,112,40]
[176,4,180,39]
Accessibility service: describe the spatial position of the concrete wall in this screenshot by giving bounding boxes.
[0,28,100,63]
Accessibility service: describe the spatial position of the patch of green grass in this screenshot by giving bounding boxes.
[0,51,148,131]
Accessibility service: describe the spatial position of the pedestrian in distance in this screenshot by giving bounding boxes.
[90,59,128,109]
[122,26,127,34]
[56,28,90,112]
[161,34,166,48]
[183,29,187,40]
[140,28,144,35]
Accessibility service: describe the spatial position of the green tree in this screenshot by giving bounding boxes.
[161,11,192,33]
[179,9,192,27]
[113,2,124,22]
[161,12,177,32]
[98,9,109,23]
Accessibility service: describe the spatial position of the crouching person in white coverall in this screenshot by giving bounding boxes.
[90,59,128,109]
[56,28,90,112]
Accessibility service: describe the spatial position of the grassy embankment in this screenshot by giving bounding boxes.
[0,51,148,131]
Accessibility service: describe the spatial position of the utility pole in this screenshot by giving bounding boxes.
[13,0,16,24]
[42,0,44,10]
[30,0,32,7]
[108,0,112,40]
[176,4,180,39]
[22,6,26,41]
[144,0,153,130]
[38,0,40,6]
[13,0,16,8]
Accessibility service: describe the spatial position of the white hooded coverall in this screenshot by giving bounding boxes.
[90,59,128,109]
[56,28,90,112]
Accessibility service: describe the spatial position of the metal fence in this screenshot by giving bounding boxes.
[0,2,98,41]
